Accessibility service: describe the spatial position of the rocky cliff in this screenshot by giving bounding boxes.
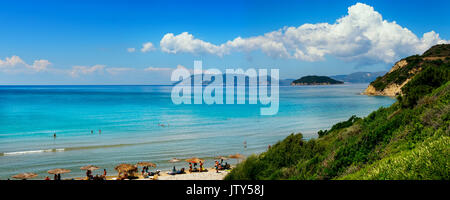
[364,44,450,96]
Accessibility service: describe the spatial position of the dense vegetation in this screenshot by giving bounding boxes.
[225,45,450,180]
[422,44,450,57]
[399,60,450,108]
[371,44,450,92]
[292,75,344,85]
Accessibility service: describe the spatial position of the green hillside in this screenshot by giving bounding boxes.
[422,44,450,57]
[371,44,450,92]
[225,45,450,180]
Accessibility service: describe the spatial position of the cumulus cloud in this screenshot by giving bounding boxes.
[30,60,52,72]
[141,42,156,52]
[0,55,25,67]
[127,48,136,53]
[160,32,229,56]
[0,55,51,72]
[159,3,448,64]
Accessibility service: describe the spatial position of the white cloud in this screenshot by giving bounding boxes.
[70,65,136,77]
[168,64,220,75]
[141,42,156,52]
[0,55,51,72]
[159,3,448,64]
[127,48,136,53]
[30,60,51,72]
[144,66,172,71]
[70,65,106,77]
[0,55,25,67]
[160,32,229,56]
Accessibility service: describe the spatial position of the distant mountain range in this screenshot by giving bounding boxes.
[173,71,387,86]
[173,74,277,86]
[330,71,387,83]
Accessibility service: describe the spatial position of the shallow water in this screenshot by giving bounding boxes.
[0,84,395,179]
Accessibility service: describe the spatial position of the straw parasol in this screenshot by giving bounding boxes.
[80,165,100,171]
[115,163,138,178]
[137,161,156,168]
[228,153,245,159]
[215,156,228,160]
[114,163,137,172]
[12,173,38,180]
[169,158,181,163]
[228,153,245,164]
[47,168,71,174]
[185,157,205,163]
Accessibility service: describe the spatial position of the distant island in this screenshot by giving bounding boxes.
[291,75,344,85]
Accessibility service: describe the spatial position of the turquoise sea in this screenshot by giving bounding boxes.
[0,84,395,179]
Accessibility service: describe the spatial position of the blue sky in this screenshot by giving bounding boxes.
[0,0,449,84]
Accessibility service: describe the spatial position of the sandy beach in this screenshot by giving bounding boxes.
[73,167,230,181]
[158,169,230,180]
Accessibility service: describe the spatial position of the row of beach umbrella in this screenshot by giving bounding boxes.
[11,154,244,180]
[12,168,72,180]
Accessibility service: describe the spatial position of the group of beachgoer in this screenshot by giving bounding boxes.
[141,166,160,178]
[53,129,102,139]
[215,159,230,173]
[168,166,185,175]
[187,161,205,173]
[44,174,62,180]
[90,129,101,134]
[85,169,107,180]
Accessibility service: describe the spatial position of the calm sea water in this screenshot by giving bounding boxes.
[0,84,394,179]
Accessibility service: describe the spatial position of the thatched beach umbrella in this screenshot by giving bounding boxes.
[215,156,228,160]
[185,157,205,163]
[228,153,245,164]
[228,153,244,159]
[80,165,100,171]
[12,172,38,180]
[115,163,138,178]
[47,168,71,180]
[230,153,244,164]
[115,163,137,172]
[137,162,156,168]
[169,158,181,163]
[47,168,71,174]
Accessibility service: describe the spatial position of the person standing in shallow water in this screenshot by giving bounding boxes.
[99,129,101,134]
[53,133,56,139]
